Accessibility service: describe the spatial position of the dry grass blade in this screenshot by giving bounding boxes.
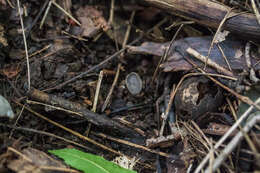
[108,0,115,24]
[251,0,260,25]
[6,0,15,8]
[92,132,171,158]
[152,24,183,82]
[51,0,81,26]
[217,44,232,72]
[205,8,233,70]
[17,0,31,90]
[92,71,104,112]
[102,64,121,112]
[183,122,210,152]
[40,0,52,29]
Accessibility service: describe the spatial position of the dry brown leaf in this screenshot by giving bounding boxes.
[128,37,259,74]
[75,6,109,37]
[7,148,67,173]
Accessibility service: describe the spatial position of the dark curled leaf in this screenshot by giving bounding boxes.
[128,37,260,74]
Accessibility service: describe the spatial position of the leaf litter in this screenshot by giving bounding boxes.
[0,1,260,173]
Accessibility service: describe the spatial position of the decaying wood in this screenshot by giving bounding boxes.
[27,88,141,138]
[143,0,260,40]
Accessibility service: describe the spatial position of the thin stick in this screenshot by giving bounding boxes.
[6,0,15,8]
[251,0,260,25]
[52,0,81,26]
[26,0,49,37]
[40,0,52,29]
[108,0,115,24]
[206,8,233,68]
[1,123,93,151]
[152,24,183,82]
[208,139,215,173]
[26,99,83,117]
[26,44,51,59]
[9,103,25,138]
[17,0,31,90]
[191,121,211,148]
[92,71,104,112]
[87,70,104,136]
[102,64,121,112]
[119,10,135,57]
[92,132,171,158]
[187,47,234,77]
[122,11,135,48]
[217,44,232,72]
[8,147,32,162]
[61,30,88,42]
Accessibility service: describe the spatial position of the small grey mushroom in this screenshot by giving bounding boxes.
[126,72,142,95]
[0,95,14,118]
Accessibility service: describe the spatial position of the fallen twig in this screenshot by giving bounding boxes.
[102,64,121,112]
[27,88,141,138]
[0,123,94,151]
[51,0,81,26]
[92,132,172,158]
[186,47,234,77]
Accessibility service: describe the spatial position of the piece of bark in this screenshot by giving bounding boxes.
[143,0,260,40]
[27,88,141,138]
[146,134,181,148]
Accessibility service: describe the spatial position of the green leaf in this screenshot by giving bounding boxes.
[49,148,137,173]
